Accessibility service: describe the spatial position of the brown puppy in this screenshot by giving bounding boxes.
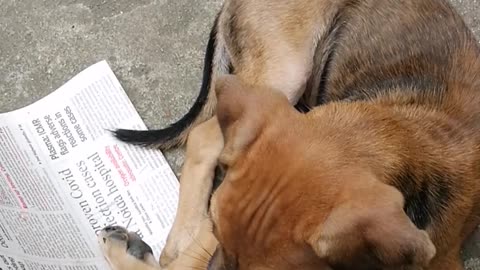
[97,0,480,269]
[208,75,480,269]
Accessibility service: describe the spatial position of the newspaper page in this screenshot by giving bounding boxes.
[0,61,179,270]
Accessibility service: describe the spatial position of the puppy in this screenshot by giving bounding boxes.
[98,0,480,269]
[208,75,480,269]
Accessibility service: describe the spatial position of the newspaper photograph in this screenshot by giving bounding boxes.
[0,61,179,270]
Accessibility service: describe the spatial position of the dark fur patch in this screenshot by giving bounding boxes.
[337,76,447,103]
[315,7,350,105]
[392,166,454,230]
[294,99,311,113]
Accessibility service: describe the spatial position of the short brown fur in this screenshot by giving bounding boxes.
[209,73,480,269]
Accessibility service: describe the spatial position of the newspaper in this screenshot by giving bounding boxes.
[0,61,179,270]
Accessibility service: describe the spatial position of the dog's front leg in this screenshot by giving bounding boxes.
[98,117,222,270]
[160,117,223,268]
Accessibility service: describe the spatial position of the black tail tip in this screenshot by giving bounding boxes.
[111,129,155,146]
[109,128,184,149]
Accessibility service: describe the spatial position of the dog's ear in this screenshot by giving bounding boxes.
[308,180,436,269]
[215,75,292,164]
[215,75,261,137]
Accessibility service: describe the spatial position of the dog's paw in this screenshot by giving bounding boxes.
[98,226,158,270]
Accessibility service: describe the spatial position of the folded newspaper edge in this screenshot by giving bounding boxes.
[0,60,179,270]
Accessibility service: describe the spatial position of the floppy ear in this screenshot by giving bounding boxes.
[215,75,262,139]
[215,75,287,164]
[309,181,436,269]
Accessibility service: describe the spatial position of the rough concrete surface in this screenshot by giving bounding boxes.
[0,0,478,268]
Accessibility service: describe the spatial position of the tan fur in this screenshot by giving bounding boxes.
[159,117,223,267]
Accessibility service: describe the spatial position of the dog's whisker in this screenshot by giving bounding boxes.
[175,262,206,270]
[180,250,210,265]
[191,235,214,258]
[183,248,211,263]
[183,265,205,270]
[184,227,214,258]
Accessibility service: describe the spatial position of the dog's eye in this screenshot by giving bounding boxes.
[218,160,228,171]
[213,163,227,190]
[219,163,228,174]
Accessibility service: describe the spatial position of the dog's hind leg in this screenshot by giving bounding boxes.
[98,119,222,270]
[159,117,223,268]
[217,0,351,104]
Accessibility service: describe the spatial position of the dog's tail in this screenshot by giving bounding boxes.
[113,16,223,150]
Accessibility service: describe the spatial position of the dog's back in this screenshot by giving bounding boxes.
[310,0,480,105]
[305,0,480,260]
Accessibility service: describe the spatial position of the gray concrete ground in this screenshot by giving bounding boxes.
[0,0,478,268]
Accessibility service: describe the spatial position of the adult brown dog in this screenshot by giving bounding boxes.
[97,0,480,269]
